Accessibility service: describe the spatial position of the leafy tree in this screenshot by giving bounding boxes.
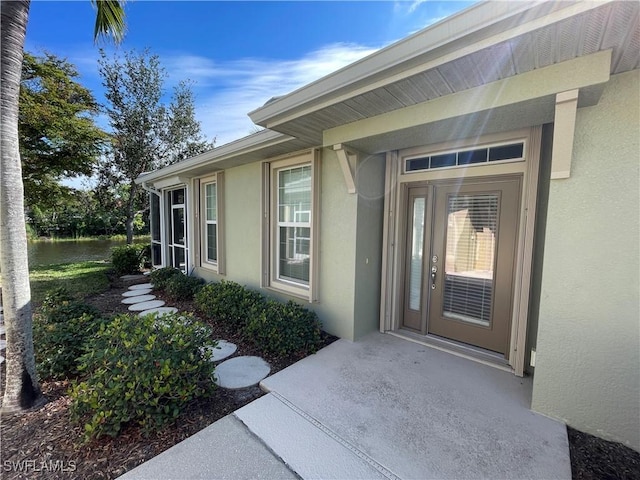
[0,0,126,413]
[98,49,213,244]
[20,52,107,213]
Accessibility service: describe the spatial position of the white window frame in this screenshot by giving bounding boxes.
[166,186,188,273]
[149,191,163,268]
[199,172,225,274]
[262,150,320,302]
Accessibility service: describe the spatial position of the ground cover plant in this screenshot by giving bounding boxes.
[70,313,217,439]
[0,263,637,480]
[194,280,265,329]
[33,288,105,380]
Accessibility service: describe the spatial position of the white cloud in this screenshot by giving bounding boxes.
[28,41,381,147]
[170,43,380,146]
[409,0,428,14]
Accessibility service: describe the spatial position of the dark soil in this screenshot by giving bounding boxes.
[0,273,335,479]
[568,426,640,480]
[1,273,638,479]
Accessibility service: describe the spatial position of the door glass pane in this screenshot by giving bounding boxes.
[172,189,185,205]
[173,246,186,272]
[409,197,425,311]
[173,207,185,245]
[443,194,498,327]
[151,243,162,266]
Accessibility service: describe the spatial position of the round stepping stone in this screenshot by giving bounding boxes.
[122,289,153,297]
[129,283,153,290]
[143,271,151,276]
[121,294,156,305]
[214,356,270,389]
[203,340,238,362]
[139,307,178,318]
[128,300,165,311]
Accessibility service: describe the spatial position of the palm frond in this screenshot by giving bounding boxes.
[92,0,126,44]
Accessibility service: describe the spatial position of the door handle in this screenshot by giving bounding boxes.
[431,265,437,288]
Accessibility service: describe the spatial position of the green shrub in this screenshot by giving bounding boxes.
[111,244,145,275]
[194,280,264,328]
[149,267,183,291]
[34,289,105,380]
[69,313,217,440]
[245,300,322,357]
[165,274,205,301]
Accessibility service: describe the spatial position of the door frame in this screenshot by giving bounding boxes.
[165,186,189,273]
[379,127,542,376]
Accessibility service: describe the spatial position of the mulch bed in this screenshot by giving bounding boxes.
[1,272,639,479]
[0,273,335,479]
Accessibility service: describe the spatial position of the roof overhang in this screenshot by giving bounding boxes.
[249,0,639,146]
[323,49,611,154]
[135,129,312,186]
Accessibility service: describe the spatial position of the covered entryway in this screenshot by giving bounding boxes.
[402,176,521,355]
[380,129,542,374]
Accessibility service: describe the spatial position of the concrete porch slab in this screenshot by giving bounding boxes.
[118,415,297,480]
[235,393,391,479]
[257,332,571,480]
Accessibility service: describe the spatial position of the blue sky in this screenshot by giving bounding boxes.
[26,0,474,148]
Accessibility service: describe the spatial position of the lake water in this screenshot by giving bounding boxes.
[27,239,127,267]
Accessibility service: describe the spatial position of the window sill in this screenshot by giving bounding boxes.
[199,261,219,274]
[266,280,311,303]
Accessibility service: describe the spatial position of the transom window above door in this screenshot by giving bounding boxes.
[405,142,524,173]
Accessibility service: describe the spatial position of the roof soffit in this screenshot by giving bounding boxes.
[252,1,638,141]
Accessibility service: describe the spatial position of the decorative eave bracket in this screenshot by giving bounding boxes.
[333,144,358,194]
[551,89,579,179]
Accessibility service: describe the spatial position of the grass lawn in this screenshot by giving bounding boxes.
[27,261,112,304]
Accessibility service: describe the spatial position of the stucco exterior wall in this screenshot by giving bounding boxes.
[314,149,358,340]
[353,154,386,339]
[194,162,262,287]
[195,150,361,340]
[531,70,640,451]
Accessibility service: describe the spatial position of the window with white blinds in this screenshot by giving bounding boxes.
[443,193,498,326]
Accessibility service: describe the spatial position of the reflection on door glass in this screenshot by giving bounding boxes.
[409,197,425,311]
[443,194,498,327]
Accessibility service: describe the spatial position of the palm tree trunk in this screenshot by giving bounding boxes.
[1,0,46,411]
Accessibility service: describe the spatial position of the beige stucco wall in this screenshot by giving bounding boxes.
[353,153,386,339]
[195,161,262,287]
[195,149,363,340]
[532,70,640,451]
[314,149,359,340]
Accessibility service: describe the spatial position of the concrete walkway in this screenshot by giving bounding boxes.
[120,332,571,480]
